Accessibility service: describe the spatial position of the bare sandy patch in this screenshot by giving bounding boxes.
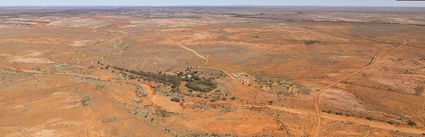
[0,25,13,29]
[69,40,96,47]
[27,51,46,57]
[322,88,366,111]
[9,51,54,64]
[10,57,54,64]
[0,53,11,57]
[48,17,108,28]
[23,127,56,137]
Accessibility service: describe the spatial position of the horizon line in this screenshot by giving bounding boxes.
[1,5,425,8]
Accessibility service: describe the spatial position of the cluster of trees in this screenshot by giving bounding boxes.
[186,79,217,92]
[112,66,217,92]
[113,66,182,92]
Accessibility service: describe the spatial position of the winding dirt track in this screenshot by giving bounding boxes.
[181,99,425,135]
[312,40,410,137]
[177,44,234,79]
[112,31,128,56]
[178,43,208,64]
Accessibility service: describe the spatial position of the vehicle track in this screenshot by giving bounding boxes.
[178,43,208,65]
[176,44,235,79]
[312,40,409,137]
[181,98,425,135]
[111,31,129,56]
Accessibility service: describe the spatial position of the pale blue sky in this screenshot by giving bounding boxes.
[0,0,425,7]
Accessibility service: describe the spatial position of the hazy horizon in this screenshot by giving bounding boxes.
[0,0,425,7]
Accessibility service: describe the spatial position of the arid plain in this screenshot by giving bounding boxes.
[0,7,425,137]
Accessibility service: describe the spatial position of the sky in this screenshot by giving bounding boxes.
[0,0,425,7]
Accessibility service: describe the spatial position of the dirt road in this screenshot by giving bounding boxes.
[312,40,409,137]
[178,44,208,64]
[138,84,184,113]
[268,104,425,135]
[112,31,129,56]
[180,98,425,135]
[269,105,425,135]
[176,44,236,79]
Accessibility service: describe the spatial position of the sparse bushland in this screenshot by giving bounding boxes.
[110,66,217,92]
[186,79,217,92]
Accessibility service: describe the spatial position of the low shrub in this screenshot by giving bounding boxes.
[408,120,417,126]
[81,96,90,107]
